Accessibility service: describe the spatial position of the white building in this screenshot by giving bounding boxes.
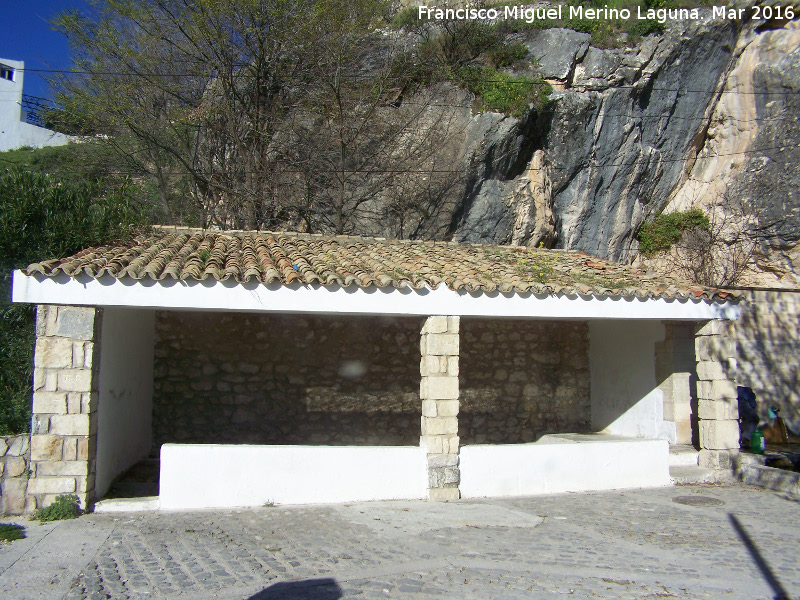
[0,58,71,152]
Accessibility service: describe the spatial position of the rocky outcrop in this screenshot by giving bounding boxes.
[454,17,738,260]
[456,149,554,246]
[446,11,799,282]
[665,20,800,285]
[525,28,591,80]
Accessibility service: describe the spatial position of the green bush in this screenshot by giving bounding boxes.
[0,302,36,435]
[31,494,82,522]
[389,6,420,29]
[626,19,666,44]
[0,523,25,542]
[419,20,501,69]
[393,17,553,118]
[487,40,529,68]
[0,166,147,434]
[494,0,679,47]
[458,66,552,118]
[636,208,710,256]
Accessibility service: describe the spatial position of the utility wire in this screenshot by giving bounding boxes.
[11,66,800,96]
[0,89,794,126]
[0,143,795,177]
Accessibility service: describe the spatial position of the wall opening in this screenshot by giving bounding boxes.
[152,311,423,449]
[95,308,156,499]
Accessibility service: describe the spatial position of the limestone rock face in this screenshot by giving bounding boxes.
[546,19,737,262]
[574,47,622,86]
[726,24,800,247]
[525,28,591,81]
[662,20,800,284]
[443,16,799,282]
[456,150,554,247]
[343,15,798,283]
[450,18,736,258]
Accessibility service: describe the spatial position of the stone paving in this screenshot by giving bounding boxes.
[2,483,799,600]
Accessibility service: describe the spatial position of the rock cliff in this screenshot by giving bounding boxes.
[444,11,800,283]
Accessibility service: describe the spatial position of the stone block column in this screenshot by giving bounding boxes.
[656,322,695,445]
[420,316,460,501]
[28,305,100,510]
[695,319,739,470]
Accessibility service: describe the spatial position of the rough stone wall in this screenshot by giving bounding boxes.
[153,312,423,448]
[732,289,800,434]
[29,305,100,511]
[0,435,32,515]
[458,319,590,444]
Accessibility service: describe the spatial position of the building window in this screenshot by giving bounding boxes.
[0,66,14,81]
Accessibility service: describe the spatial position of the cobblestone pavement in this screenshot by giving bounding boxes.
[3,483,800,600]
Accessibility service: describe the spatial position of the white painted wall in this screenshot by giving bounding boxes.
[159,444,428,509]
[96,308,156,498]
[0,58,24,152]
[460,435,670,498]
[0,58,71,152]
[13,271,741,322]
[590,321,676,442]
[14,121,71,151]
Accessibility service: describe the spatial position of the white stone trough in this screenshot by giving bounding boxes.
[159,444,428,510]
[459,434,671,498]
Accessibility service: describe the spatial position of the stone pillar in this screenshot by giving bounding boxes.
[656,322,695,445]
[695,319,739,470]
[28,305,100,510]
[420,316,460,501]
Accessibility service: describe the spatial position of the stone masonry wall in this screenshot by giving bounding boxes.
[459,319,590,444]
[420,316,460,501]
[656,323,695,445]
[0,435,32,515]
[731,289,800,434]
[29,305,100,511]
[155,313,592,453]
[696,319,739,470]
[153,312,424,448]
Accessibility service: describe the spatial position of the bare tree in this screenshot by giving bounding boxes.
[672,199,758,287]
[637,190,781,287]
[51,0,466,233]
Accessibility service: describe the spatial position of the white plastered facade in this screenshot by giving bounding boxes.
[13,270,739,509]
[13,272,739,321]
[0,58,71,152]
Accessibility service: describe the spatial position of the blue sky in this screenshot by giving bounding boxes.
[0,1,83,99]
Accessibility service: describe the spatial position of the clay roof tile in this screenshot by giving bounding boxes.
[23,227,739,303]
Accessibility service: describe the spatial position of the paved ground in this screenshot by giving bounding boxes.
[1,483,799,600]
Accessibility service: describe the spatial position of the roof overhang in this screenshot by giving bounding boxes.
[13,270,740,321]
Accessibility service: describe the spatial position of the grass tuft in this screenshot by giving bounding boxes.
[636,208,710,256]
[31,494,83,522]
[0,523,25,542]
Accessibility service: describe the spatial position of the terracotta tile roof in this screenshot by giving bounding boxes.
[25,227,738,302]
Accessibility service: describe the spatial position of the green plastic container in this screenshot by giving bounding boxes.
[751,429,765,454]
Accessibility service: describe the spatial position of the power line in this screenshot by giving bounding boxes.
[1,142,795,177]
[12,66,800,96]
[0,104,779,127]
[1,86,795,127]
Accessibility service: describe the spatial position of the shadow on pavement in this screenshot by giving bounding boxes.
[247,577,342,600]
[728,513,791,600]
